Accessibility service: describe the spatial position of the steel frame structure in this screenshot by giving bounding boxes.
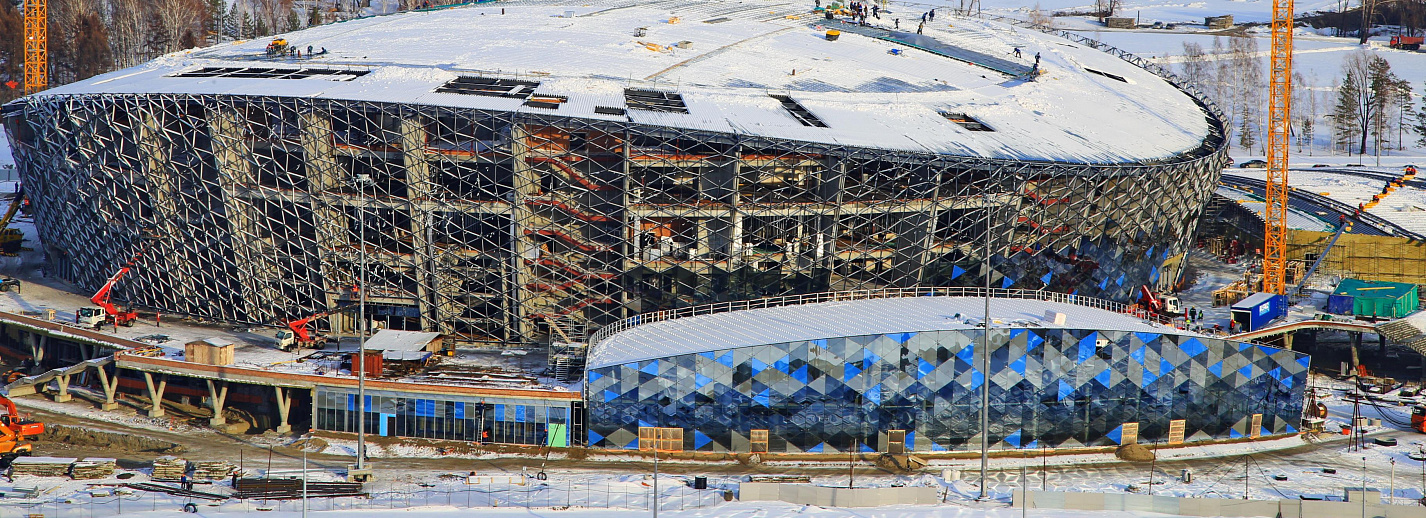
[2,29,1229,347]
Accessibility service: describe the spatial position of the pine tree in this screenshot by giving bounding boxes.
[309,6,322,27]
[241,11,255,39]
[74,13,112,81]
[1238,115,1256,150]
[286,10,302,32]
[207,0,226,44]
[1331,73,1360,154]
[0,1,22,103]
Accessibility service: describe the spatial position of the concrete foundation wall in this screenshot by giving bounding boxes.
[740,483,939,507]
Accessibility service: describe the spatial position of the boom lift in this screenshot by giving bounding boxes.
[0,395,42,464]
[77,243,151,329]
[275,303,359,351]
[1136,285,1183,316]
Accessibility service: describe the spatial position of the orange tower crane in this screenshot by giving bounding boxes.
[1262,0,1294,295]
[22,0,47,94]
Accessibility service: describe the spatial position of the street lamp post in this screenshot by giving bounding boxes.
[353,174,373,472]
[979,187,993,501]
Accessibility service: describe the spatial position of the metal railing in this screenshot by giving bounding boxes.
[588,286,1168,346]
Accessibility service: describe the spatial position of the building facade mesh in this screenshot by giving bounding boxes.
[0,21,1228,345]
[585,326,1307,452]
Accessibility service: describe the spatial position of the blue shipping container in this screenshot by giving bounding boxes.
[1230,293,1287,332]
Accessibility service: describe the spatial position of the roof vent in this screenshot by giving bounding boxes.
[625,89,689,114]
[1084,68,1128,83]
[939,112,993,132]
[771,95,827,127]
[594,106,627,116]
[170,67,368,81]
[436,76,541,98]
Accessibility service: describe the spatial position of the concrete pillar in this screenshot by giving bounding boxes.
[205,379,230,430]
[95,365,119,411]
[1379,333,1388,358]
[27,333,45,365]
[142,372,167,418]
[1351,332,1362,374]
[1282,332,1294,351]
[52,373,71,403]
[273,386,293,434]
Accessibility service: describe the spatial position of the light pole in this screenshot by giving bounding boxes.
[979,185,993,501]
[353,173,374,472]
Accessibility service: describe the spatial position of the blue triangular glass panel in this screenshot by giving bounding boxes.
[1180,338,1207,357]
[1230,429,1243,439]
[866,384,882,405]
[958,344,975,364]
[844,362,862,382]
[588,429,604,445]
[695,373,712,389]
[952,265,966,279]
[1208,362,1223,377]
[774,355,790,374]
[1002,276,1015,289]
[969,369,984,390]
[603,390,619,402]
[1130,346,1146,365]
[1026,331,1043,351]
[640,360,659,376]
[917,358,934,379]
[1078,333,1098,364]
[1099,278,1109,290]
[1094,367,1112,387]
[694,430,712,449]
[1005,429,1022,448]
[587,371,603,383]
[1010,355,1026,375]
[1238,365,1253,378]
[792,364,809,384]
[1040,272,1052,284]
[718,352,735,368]
[808,442,826,453]
[1057,380,1075,401]
[750,358,767,376]
[624,438,640,450]
[1107,425,1123,444]
[753,388,770,407]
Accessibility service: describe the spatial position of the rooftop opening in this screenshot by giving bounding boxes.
[436,76,541,98]
[170,67,369,81]
[940,112,993,132]
[770,95,827,128]
[594,106,627,116]
[625,89,689,114]
[703,17,732,23]
[523,95,567,110]
[1085,68,1128,83]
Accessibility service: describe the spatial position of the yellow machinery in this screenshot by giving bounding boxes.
[0,191,23,256]
[1262,0,1293,295]
[22,0,46,94]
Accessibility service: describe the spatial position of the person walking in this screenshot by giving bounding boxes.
[917,20,924,33]
[872,4,879,18]
[928,8,934,20]
[895,18,899,29]
[1013,47,1022,58]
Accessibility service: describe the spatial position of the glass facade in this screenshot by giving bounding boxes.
[585,328,1308,453]
[314,387,580,446]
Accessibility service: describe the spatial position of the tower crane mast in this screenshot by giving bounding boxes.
[22,0,47,95]
[1262,0,1294,295]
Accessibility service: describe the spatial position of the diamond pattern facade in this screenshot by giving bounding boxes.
[585,328,1307,452]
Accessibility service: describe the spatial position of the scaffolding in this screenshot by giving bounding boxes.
[1,14,1229,346]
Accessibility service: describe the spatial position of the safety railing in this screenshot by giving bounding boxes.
[588,286,1169,346]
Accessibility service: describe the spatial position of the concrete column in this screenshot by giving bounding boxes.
[95,365,119,411]
[1282,332,1293,351]
[206,379,230,430]
[1379,333,1387,358]
[509,125,541,340]
[400,117,440,333]
[52,373,71,403]
[273,386,293,434]
[27,333,45,365]
[1351,332,1362,374]
[142,372,167,418]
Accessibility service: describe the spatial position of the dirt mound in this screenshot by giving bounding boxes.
[1115,443,1155,462]
[40,424,187,454]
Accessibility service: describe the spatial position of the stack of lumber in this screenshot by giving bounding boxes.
[193,461,237,480]
[232,478,366,500]
[70,458,117,479]
[151,456,188,480]
[11,457,77,478]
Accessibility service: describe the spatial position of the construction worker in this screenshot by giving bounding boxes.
[1014,47,1022,58]
[917,20,924,34]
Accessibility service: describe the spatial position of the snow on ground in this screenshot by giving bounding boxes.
[1214,184,1337,231]
[1222,166,1426,234]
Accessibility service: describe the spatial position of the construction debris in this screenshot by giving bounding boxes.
[151,456,188,480]
[123,482,228,501]
[70,458,117,479]
[11,457,78,477]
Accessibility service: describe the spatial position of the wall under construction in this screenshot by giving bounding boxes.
[1287,230,1426,285]
[1,95,1226,345]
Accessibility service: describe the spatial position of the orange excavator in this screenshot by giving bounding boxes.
[274,303,359,351]
[0,395,42,464]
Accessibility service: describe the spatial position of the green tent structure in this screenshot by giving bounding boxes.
[1328,279,1421,319]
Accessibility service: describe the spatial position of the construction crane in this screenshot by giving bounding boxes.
[22,0,47,94]
[1262,0,1294,295]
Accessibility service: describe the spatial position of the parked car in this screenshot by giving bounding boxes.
[1240,159,1267,168]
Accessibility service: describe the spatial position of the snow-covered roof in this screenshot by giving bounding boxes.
[1214,185,1335,231]
[34,0,1215,164]
[364,329,442,352]
[588,295,1187,368]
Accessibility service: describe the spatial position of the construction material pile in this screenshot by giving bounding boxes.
[151,456,188,480]
[71,458,117,479]
[231,478,366,500]
[11,457,77,477]
[193,461,238,480]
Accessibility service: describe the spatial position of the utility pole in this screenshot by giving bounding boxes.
[1243,455,1250,500]
[652,448,659,518]
[355,174,372,474]
[302,449,309,518]
[1148,439,1157,496]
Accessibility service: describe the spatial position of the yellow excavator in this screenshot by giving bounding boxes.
[0,189,24,256]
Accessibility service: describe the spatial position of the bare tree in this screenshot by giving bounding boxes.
[152,0,207,53]
[1179,42,1212,91]
[110,0,156,67]
[1027,2,1053,29]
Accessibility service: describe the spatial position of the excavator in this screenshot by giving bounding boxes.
[275,303,360,351]
[0,394,42,465]
[0,188,26,256]
[77,242,152,330]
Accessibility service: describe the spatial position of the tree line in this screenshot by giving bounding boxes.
[1180,38,1426,157]
[0,0,466,104]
